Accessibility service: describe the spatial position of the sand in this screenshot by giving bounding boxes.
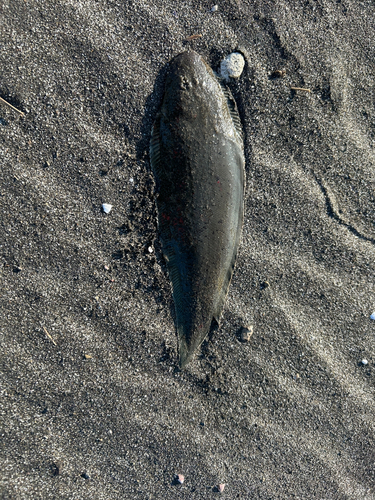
[1,0,375,498]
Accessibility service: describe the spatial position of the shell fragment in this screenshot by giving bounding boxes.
[220,53,245,80]
[102,203,113,214]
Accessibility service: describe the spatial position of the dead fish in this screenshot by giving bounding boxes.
[150,51,245,368]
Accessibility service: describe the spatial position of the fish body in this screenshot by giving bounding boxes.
[150,51,245,367]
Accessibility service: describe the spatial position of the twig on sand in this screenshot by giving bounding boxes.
[186,34,202,41]
[0,96,25,116]
[43,326,57,345]
[290,87,311,93]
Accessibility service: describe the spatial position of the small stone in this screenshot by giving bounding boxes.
[240,325,253,342]
[220,53,245,80]
[361,359,368,365]
[104,265,110,270]
[270,69,286,78]
[51,461,62,476]
[81,472,90,479]
[211,5,218,12]
[84,354,92,360]
[370,312,375,320]
[177,474,184,484]
[148,246,153,253]
[218,483,225,493]
[102,203,112,214]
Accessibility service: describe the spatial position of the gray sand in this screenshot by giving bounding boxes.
[1,1,375,498]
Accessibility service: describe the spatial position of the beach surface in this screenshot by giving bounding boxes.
[1,1,375,498]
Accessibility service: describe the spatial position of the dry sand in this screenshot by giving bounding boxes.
[1,0,375,498]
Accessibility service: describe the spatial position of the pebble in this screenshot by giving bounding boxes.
[211,5,218,12]
[102,203,112,214]
[361,359,368,365]
[148,246,153,253]
[240,325,253,342]
[218,483,225,492]
[177,474,184,484]
[220,53,245,80]
[271,69,286,78]
[51,461,62,476]
[370,312,375,320]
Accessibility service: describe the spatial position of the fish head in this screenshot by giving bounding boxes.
[162,51,220,122]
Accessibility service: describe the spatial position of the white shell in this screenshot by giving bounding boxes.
[220,53,245,80]
[361,359,368,365]
[102,203,113,214]
[370,312,375,320]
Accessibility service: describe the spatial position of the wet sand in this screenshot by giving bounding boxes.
[1,1,375,498]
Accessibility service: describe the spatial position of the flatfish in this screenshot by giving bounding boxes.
[150,51,245,367]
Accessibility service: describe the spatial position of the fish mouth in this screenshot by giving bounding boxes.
[171,50,203,70]
[168,51,212,90]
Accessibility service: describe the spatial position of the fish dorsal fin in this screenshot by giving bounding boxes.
[150,113,163,179]
[163,244,185,310]
[218,80,243,142]
[213,245,239,325]
[150,114,193,336]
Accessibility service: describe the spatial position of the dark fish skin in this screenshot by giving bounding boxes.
[150,51,245,368]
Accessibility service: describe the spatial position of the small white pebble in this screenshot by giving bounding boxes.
[177,474,184,484]
[370,312,375,320]
[218,483,225,492]
[102,203,112,214]
[211,5,218,12]
[220,52,245,80]
[129,177,134,183]
[148,246,153,253]
[361,359,368,365]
